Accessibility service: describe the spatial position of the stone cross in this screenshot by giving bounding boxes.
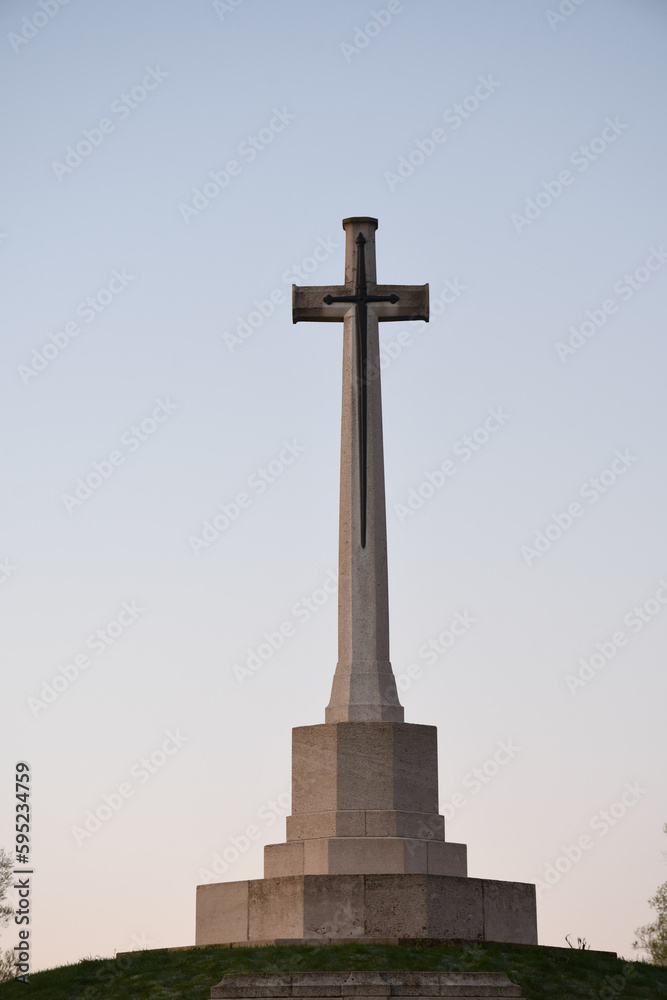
[194,219,538,945]
[292,217,429,724]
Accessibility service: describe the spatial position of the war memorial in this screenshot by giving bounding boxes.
[192,221,537,999]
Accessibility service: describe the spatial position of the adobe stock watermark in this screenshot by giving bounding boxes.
[78,954,135,1000]
[594,964,638,1000]
[394,407,510,524]
[178,107,295,223]
[233,569,337,683]
[375,277,468,375]
[521,449,638,566]
[125,931,155,951]
[213,0,245,20]
[384,75,501,192]
[17,268,135,385]
[534,781,648,896]
[339,1,404,63]
[394,610,476,695]
[565,578,667,694]
[52,68,168,181]
[189,440,306,554]
[8,0,71,55]
[545,0,587,31]
[27,601,145,716]
[0,558,17,585]
[198,790,290,882]
[61,397,179,513]
[555,246,667,361]
[511,117,629,233]
[70,730,189,845]
[441,739,521,821]
[223,234,339,354]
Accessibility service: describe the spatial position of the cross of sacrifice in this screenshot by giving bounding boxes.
[292,217,429,723]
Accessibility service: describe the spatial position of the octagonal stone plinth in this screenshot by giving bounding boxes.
[196,873,537,947]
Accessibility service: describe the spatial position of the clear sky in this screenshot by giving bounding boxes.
[1,0,666,974]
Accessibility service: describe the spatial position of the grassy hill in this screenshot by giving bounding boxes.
[1,941,666,1000]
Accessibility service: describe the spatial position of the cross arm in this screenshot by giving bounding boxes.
[373,283,429,323]
[292,284,351,323]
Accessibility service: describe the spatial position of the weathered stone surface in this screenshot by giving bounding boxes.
[266,719,459,881]
[302,838,330,875]
[286,810,445,843]
[329,837,423,875]
[214,973,292,998]
[303,875,365,938]
[294,972,373,998]
[479,878,538,946]
[337,723,438,813]
[264,842,305,878]
[340,971,390,996]
[364,875,429,938]
[196,880,248,947]
[286,811,367,841]
[291,725,338,815]
[210,970,525,999]
[427,841,467,877]
[382,972,439,996]
[364,810,444,840]
[426,875,485,940]
[286,809,447,842]
[266,837,465,878]
[248,878,304,941]
[195,874,537,946]
[274,721,451,879]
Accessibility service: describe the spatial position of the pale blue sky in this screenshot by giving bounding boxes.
[1,0,667,971]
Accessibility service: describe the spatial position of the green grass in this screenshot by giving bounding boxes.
[1,942,666,1000]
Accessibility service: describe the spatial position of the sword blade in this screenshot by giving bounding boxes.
[356,234,368,549]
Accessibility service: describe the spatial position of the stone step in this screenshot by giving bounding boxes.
[211,971,524,999]
[264,837,468,878]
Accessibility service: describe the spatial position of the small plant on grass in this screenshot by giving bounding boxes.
[565,934,590,950]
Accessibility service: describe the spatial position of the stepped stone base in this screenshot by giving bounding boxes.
[196,874,537,947]
[211,970,525,999]
[264,838,467,877]
[289,724,442,840]
[267,722,459,879]
[286,811,445,843]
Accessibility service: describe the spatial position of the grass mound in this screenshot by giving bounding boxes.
[0,941,666,1000]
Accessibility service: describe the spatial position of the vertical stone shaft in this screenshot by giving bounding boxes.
[326,218,403,724]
